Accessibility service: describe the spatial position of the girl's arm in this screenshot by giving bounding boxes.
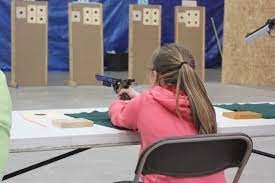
[109,95,141,130]
[0,71,12,178]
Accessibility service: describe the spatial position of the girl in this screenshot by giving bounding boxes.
[109,44,226,183]
[0,70,11,180]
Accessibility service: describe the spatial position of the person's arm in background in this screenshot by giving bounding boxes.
[0,71,12,179]
[109,88,141,130]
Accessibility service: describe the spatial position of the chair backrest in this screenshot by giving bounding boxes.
[133,133,253,183]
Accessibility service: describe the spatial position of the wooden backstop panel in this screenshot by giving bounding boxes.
[11,0,48,86]
[129,5,161,84]
[68,2,103,86]
[175,5,205,81]
[222,0,275,86]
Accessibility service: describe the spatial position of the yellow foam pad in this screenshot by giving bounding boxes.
[52,118,94,128]
[223,111,262,119]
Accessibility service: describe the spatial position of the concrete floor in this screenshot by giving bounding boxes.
[3,69,275,183]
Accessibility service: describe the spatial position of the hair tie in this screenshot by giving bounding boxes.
[178,62,188,69]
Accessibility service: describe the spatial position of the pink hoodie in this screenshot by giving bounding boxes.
[109,86,226,183]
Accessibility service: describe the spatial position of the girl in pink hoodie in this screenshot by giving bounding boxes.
[109,44,227,183]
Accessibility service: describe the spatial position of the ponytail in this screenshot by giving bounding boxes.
[177,64,217,134]
[152,43,217,134]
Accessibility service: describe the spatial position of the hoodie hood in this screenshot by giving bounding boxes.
[149,86,193,118]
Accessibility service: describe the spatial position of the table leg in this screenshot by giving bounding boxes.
[2,148,90,181]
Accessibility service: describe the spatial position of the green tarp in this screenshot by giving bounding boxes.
[65,111,127,130]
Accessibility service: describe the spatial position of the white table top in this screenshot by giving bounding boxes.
[10,107,275,153]
[216,107,275,137]
[10,108,140,153]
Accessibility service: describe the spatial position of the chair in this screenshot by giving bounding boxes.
[114,133,253,183]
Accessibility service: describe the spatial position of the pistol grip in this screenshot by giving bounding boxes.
[120,93,131,100]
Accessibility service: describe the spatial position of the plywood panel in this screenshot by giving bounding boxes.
[175,6,205,81]
[222,0,275,86]
[68,2,103,86]
[129,5,161,84]
[11,0,48,87]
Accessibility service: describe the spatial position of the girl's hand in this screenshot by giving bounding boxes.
[118,88,140,99]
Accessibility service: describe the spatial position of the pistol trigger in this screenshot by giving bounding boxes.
[113,84,119,93]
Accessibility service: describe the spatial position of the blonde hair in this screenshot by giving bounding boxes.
[150,43,217,134]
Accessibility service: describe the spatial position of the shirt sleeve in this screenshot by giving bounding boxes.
[109,95,142,130]
[0,71,12,178]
